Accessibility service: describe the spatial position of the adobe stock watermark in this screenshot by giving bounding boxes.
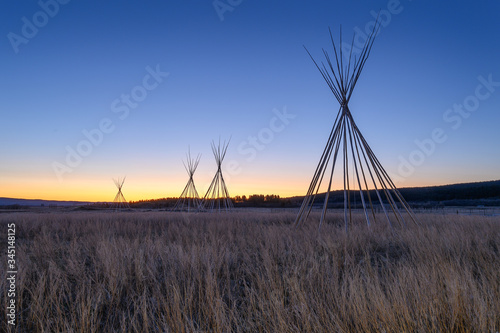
[394,73,500,180]
[236,106,296,163]
[213,0,243,21]
[198,106,296,190]
[7,0,71,54]
[227,106,296,178]
[52,64,169,182]
[341,0,412,60]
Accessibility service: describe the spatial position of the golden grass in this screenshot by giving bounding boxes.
[0,211,499,332]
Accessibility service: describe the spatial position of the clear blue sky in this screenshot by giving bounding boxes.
[1,0,499,201]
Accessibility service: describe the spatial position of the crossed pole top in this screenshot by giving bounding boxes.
[304,18,381,113]
[211,137,231,171]
[113,177,126,191]
[183,147,201,178]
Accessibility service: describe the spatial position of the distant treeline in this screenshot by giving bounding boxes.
[123,195,294,209]
[233,195,293,208]
[0,204,24,210]
[117,180,500,209]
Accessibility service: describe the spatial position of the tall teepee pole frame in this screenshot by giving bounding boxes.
[295,22,418,231]
[201,138,233,212]
[172,148,202,212]
[112,177,130,211]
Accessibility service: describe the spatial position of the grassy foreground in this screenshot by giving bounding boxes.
[0,211,499,332]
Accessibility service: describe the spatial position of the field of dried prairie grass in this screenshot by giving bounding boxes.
[0,210,499,332]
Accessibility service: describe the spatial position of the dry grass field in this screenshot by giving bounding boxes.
[0,210,499,332]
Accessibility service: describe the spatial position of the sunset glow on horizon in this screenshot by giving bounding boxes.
[1,170,497,203]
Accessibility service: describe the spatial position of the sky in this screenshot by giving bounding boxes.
[1,0,499,202]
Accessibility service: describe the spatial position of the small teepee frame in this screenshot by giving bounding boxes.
[112,177,130,210]
[295,22,417,231]
[201,138,233,212]
[172,148,202,212]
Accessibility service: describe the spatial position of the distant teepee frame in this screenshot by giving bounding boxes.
[112,177,130,210]
[295,22,418,231]
[172,148,202,212]
[201,138,233,212]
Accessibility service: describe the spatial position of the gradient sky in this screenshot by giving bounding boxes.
[1,1,499,202]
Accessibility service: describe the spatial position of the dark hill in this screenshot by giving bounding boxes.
[288,180,500,208]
